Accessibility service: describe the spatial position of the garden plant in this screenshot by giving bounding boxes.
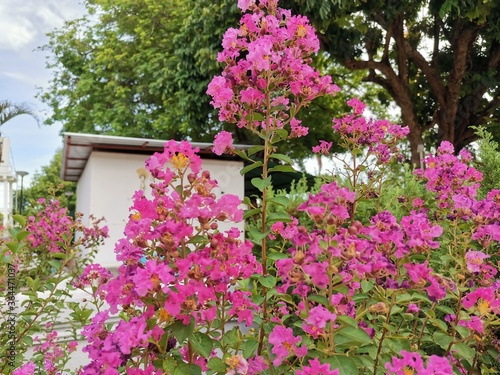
[5,0,500,374]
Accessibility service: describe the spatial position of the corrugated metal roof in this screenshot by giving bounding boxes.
[61,133,251,182]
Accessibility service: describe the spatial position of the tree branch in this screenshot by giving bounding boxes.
[404,42,446,108]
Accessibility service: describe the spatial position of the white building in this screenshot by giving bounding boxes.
[60,133,247,270]
[0,138,19,228]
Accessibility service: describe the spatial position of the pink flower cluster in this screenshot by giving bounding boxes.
[79,141,262,373]
[207,0,339,136]
[26,198,108,255]
[385,351,453,374]
[318,97,410,162]
[415,141,482,205]
[14,330,78,375]
[26,198,74,254]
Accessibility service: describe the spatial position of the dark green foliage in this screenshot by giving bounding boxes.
[40,0,392,160]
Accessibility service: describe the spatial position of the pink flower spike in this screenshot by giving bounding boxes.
[213,131,234,156]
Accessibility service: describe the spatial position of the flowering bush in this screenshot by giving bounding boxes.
[8,0,500,374]
[0,198,107,374]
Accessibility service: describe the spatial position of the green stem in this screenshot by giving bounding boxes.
[373,293,395,375]
[257,71,272,356]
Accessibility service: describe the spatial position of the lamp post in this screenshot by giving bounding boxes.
[17,171,28,214]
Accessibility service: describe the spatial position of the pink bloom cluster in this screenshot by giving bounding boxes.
[415,141,482,205]
[296,358,339,375]
[385,351,453,374]
[207,0,339,136]
[319,97,410,162]
[26,198,73,253]
[79,141,262,373]
[26,198,108,255]
[14,330,78,375]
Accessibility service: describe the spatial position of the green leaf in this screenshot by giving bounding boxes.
[16,230,30,242]
[48,260,62,270]
[251,176,272,192]
[266,195,290,207]
[308,294,329,307]
[267,252,289,260]
[247,228,268,243]
[22,335,34,346]
[386,337,411,354]
[191,332,213,358]
[258,275,277,288]
[12,214,26,227]
[241,338,259,358]
[360,280,374,293]
[246,112,265,122]
[433,331,454,350]
[269,153,293,164]
[452,343,475,363]
[267,212,293,224]
[221,327,240,347]
[336,316,360,328]
[174,362,202,375]
[270,104,288,112]
[268,165,297,173]
[455,325,470,339]
[272,129,289,143]
[240,161,263,176]
[233,149,252,162]
[334,326,372,350]
[244,208,261,220]
[248,145,264,156]
[171,317,195,344]
[207,358,226,373]
[324,355,359,375]
[6,241,21,254]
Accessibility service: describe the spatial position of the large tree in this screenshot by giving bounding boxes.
[285,0,500,165]
[40,0,392,160]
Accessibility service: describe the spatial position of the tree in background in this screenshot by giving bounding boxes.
[285,0,500,165]
[40,0,392,161]
[23,150,76,214]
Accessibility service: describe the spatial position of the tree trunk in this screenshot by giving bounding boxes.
[401,107,425,168]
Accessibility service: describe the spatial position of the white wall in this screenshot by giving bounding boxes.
[77,151,245,270]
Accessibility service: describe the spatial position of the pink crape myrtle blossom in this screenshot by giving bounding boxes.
[415,141,482,203]
[296,358,339,375]
[302,305,337,338]
[332,99,409,163]
[247,356,269,375]
[208,0,339,136]
[462,286,500,315]
[312,140,332,155]
[269,326,308,366]
[385,351,453,375]
[12,362,36,375]
[458,316,485,334]
[213,130,235,156]
[465,250,490,273]
[226,355,249,375]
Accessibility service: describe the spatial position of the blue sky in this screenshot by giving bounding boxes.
[0,0,84,186]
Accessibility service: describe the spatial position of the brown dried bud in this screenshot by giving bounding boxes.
[369,302,389,314]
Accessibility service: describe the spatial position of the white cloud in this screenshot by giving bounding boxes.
[0,0,84,51]
[0,0,85,186]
